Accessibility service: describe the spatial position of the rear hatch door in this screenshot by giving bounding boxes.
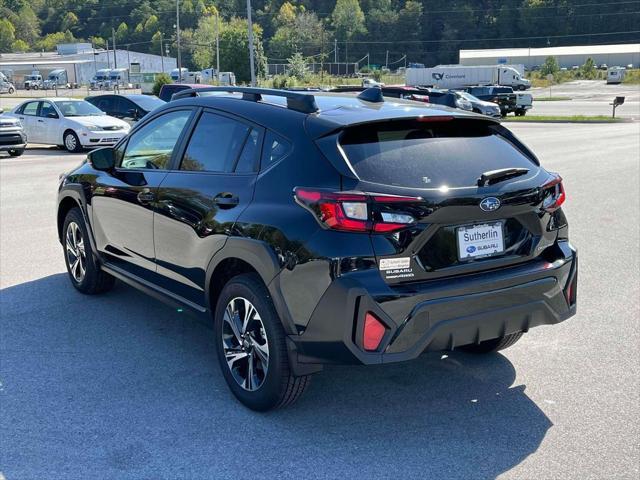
[333,117,560,284]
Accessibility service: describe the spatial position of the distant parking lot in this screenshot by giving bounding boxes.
[1,122,638,479]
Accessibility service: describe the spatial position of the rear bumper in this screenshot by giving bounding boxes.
[290,242,577,366]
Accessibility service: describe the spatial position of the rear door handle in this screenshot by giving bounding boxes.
[213,192,239,209]
[137,189,155,205]
[37,119,44,123]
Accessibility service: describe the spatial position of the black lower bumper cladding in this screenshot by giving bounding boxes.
[291,242,577,366]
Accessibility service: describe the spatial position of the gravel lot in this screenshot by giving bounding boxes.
[1,123,639,479]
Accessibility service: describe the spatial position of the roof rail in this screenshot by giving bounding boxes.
[171,86,319,114]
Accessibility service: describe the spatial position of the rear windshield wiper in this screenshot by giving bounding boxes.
[477,167,529,187]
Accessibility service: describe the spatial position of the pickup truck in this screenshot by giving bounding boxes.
[464,85,533,116]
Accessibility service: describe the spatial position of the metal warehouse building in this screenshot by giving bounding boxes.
[0,43,176,86]
[459,44,640,69]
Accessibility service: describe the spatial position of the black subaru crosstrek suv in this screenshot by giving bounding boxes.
[57,87,577,411]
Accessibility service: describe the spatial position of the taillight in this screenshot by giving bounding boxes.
[542,174,566,212]
[363,312,386,351]
[294,188,421,233]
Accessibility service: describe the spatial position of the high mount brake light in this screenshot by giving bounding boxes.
[294,188,421,233]
[416,115,454,122]
[542,174,566,212]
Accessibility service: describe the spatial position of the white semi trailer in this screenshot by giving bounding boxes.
[406,65,531,90]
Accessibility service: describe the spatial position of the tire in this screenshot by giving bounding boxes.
[8,148,24,157]
[32,85,39,90]
[63,130,83,153]
[214,273,311,411]
[8,87,14,94]
[62,207,115,295]
[460,332,524,354]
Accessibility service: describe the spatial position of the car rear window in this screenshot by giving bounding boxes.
[339,119,536,189]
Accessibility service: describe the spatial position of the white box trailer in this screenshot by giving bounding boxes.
[406,65,531,90]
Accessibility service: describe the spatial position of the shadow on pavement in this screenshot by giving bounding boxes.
[0,274,552,479]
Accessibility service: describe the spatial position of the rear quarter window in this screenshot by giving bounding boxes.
[339,119,536,189]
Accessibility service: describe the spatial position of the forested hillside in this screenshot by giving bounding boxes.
[1,0,638,78]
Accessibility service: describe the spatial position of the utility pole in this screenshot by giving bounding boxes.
[385,50,389,69]
[176,0,182,83]
[106,39,111,68]
[246,0,256,86]
[215,12,220,84]
[334,38,337,63]
[320,25,325,83]
[92,42,97,74]
[160,33,165,73]
[127,45,131,83]
[112,28,117,69]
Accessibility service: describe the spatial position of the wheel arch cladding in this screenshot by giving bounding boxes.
[206,238,297,335]
[57,196,81,243]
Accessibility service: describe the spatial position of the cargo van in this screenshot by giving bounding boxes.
[606,67,625,85]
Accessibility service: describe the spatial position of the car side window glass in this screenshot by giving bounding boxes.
[22,102,39,116]
[116,97,132,114]
[39,101,57,118]
[96,97,111,111]
[261,131,292,169]
[235,129,261,173]
[120,110,191,170]
[180,112,250,173]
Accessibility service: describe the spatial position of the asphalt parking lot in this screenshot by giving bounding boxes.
[1,123,639,479]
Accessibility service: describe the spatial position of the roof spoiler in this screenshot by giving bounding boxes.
[171,86,320,114]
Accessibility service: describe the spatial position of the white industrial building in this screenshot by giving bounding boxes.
[0,43,176,86]
[459,44,640,69]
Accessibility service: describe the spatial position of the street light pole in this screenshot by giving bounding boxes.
[176,0,182,82]
[160,33,165,73]
[216,12,220,84]
[246,0,256,86]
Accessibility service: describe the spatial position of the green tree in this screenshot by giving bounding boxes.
[60,12,78,32]
[193,16,266,82]
[287,52,308,80]
[0,18,16,52]
[581,57,597,79]
[541,56,560,76]
[13,6,40,45]
[115,22,129,43]
[331,0,366,53]
[152,73,172,96]
[11,39,30,52]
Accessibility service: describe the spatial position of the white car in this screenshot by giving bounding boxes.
[7,98,130,152]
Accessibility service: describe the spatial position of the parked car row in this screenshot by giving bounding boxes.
[331,85,505,118]
[1,79,531,155]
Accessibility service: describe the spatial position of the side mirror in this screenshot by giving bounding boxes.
[0,108,4,115]
[88,147,116,171]
[47,111,59,119]
[127,108,139,120]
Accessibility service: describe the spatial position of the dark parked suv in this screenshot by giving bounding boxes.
[57,87,577,411]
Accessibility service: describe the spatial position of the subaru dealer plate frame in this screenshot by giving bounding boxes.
[457,222,505,260]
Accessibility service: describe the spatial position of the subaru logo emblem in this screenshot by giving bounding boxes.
[480,197,501,212]
[466,246,476,253]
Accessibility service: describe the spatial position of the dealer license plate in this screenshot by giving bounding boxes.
[457,222,505,260]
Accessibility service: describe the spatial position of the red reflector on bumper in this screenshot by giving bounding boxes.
[363,312,386,351]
